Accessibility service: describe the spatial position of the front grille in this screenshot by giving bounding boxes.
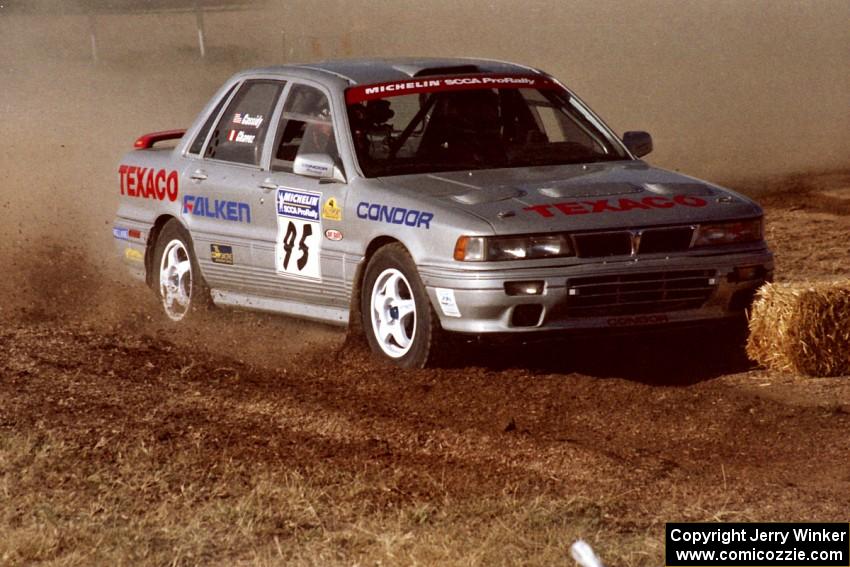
[564,269,716,317]
[638,226,695,254]
[570,226,695,258]
[573,232,631,257]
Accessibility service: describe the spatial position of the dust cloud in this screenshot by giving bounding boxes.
[0,0,847,336]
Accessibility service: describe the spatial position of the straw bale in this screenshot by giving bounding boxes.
[747,281,850,377]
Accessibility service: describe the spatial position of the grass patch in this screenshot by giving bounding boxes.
[0,429,658,566]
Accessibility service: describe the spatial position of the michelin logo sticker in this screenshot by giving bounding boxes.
[277,189,320,221]
[275,188,322,281]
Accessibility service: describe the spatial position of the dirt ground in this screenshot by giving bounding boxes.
[1,169,849,565]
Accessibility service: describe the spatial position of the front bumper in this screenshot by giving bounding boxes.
[421,248,773,334]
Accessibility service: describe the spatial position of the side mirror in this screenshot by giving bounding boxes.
[623,131,653,158]
[293,153,346,183]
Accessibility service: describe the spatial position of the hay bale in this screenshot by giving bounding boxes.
[747,281,850,377]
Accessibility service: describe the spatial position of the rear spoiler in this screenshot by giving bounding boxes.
[134,129,186,149]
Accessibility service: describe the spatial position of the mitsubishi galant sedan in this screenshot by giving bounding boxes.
[113,57,773,367]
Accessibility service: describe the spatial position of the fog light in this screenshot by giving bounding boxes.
[730,287,759,311]
[511,304,543,327]
[504,280,545,296]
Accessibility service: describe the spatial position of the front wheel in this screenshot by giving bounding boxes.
[152,220,209,321]
[360,244,442,368]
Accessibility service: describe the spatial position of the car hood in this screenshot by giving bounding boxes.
[377,161,762,233]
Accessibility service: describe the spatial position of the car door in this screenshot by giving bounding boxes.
[180,78,285,292]
[248,81,349,311]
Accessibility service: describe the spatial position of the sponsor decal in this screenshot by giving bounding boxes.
[356,202,433,229]
[300,159,331,177]
[324,229,343,241]
[227,130,256,143]
[276,188,322,280]
[607,314,669,327]
[232,113,263,127]
[276,188,321,221]
[210,243,234,265]
[435,288,461,318]
[524,194,708,218]
[112,227,145,241]
[124,248,144,262]
[322,197,342,221]
[119,165,179,202]
[114,227,144,241]
[183,195,251,223]
[346,74,557,104]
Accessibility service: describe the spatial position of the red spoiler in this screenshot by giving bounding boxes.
[134,129,186,149]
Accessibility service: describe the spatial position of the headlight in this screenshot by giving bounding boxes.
[454,234,573,261]
[693,218,763,247]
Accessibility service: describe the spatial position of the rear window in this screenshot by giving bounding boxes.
[204,80,284,166]
[188,83,238,155]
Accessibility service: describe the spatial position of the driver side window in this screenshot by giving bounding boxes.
[272,84,338,172]
[204,80,284,166]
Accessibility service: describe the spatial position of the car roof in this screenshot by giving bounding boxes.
[246,57,545,86]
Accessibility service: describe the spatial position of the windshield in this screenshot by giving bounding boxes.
[345,74,629,177]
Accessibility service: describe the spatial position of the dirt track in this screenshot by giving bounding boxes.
[2,172,849,565]
[2,8,850,560]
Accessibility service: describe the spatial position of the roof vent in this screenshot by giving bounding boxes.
[413,65,481,77]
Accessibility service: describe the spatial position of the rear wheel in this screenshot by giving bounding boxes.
[361,244,442,368]
[152,220,209,321]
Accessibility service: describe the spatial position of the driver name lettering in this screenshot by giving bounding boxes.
[227,130,255,143]
[232,113,263,127]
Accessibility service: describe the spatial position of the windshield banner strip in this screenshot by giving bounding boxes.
[345,74,557,104]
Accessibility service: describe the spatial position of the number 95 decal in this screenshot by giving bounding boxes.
[276,218,321,280]
[275,188,322,281]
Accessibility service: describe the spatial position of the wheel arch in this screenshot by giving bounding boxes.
[348,235,409,333]
[145,214,190,287]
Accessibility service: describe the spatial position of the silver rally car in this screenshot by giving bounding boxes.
[113,57,773,367]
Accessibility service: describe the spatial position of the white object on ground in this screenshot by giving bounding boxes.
[570,539,604,567]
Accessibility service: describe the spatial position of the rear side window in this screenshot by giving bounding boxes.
[204,80,284,166]
[188,83,237,155]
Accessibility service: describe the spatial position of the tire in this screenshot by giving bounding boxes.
[360,243,442,368]
[151,220,210,322]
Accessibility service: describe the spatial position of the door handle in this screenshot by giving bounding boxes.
[258,181,278,192]
[190,170,208,181]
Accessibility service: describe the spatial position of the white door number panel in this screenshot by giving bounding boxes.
[275,188,322,281]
